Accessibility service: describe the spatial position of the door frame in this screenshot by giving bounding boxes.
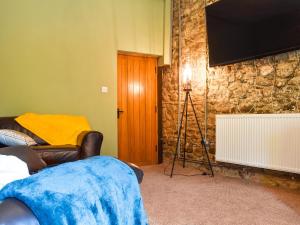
[157,66,164,164]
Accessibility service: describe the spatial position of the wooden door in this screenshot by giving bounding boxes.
[117,54,158,165]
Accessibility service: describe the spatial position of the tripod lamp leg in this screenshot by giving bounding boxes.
[170,92,189,178]
[183,94,189,168]
[188,93,214,177]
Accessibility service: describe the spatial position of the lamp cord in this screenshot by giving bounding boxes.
[163,159,209,177]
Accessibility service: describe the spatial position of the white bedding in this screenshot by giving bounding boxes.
[0,155,30,190]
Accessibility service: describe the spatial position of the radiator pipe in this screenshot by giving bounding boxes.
[176,0,182,157]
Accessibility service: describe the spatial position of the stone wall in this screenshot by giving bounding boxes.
[162,0,300,189]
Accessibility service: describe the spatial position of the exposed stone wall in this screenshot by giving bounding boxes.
[162,0,208,160]
[162,0,300,189]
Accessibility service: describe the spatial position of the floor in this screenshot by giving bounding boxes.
[141,163,300,225]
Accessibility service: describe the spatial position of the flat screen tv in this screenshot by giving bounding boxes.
[205,0,300,67]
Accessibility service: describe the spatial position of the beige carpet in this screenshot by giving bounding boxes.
[141,164,300,225]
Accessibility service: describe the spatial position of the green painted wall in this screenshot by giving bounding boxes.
[0,0,165,156]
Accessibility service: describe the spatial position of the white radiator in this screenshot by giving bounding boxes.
[216,114,300,174]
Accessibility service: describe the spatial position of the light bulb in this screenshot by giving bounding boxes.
[182,63,192,90]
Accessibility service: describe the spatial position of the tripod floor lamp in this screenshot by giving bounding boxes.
[170,63,214,178]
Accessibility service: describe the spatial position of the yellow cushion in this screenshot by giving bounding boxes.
[15,113,91,145]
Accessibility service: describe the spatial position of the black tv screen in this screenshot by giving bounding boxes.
[205,0,300,67]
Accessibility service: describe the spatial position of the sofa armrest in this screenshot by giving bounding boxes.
[0,146,47,173]
[123,162,144,184]
[78,131,103,159]
[0,143,7,148]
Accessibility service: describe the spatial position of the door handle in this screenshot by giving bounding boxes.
[117,108,124,118]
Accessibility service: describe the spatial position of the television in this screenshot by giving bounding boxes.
[205,0,300,67]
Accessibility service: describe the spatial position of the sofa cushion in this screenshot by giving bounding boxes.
[0,117,48,145]
[0,146,47,172]
[0,130,37,146]
[0,155,30,190]
[0,198,40,225]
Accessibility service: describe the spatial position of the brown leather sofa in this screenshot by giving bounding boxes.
[0,162,144,225]
[0,117,103,167]
[0,117,145,225]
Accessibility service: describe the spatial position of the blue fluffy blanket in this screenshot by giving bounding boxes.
[0,156,148,225]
